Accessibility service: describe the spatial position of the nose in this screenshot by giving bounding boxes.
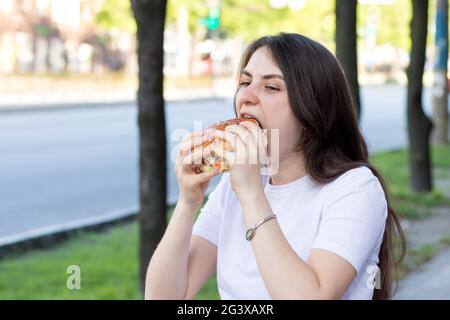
[236,83,259,109]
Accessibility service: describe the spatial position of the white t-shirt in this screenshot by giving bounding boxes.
[192,166,387,300]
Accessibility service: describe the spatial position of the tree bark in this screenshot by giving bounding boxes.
[407,0,433,193]
[335,0,361,120]
[131,0,167,295]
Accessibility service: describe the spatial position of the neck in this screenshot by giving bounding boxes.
[269,152,306,185]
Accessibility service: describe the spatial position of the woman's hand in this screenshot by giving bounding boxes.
[175,130,219,209]
[209,121,268,202]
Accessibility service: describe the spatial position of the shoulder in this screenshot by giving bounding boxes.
[322,166,387,218]
[332,166,380,184]
[327,166,384,196]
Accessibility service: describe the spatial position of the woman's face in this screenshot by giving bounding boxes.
[235,47,303,161]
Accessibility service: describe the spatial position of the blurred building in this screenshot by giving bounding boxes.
[0,0,134,74]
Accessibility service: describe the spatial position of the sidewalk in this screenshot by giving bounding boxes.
[394,172,450,299]
[0,75,235,110]
[395,248,450,299]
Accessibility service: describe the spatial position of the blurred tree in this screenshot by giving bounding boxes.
[97,0,136,32]
[357,0,412,51]
[407,0,433,192]
[358,0,438,51]
[166,0,207,33]
[162,0,439,55]
[165,0,335,49]
[131,0,167,295]
[221,0,335,47]
[335,0,361,120]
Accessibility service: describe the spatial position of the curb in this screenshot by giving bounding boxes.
[0,206,139,259]
[0,100,136,114]
[0,95,232,114]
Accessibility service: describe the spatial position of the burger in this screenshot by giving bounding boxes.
[193,116,261,174]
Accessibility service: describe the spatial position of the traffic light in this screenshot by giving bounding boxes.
[199,7,220,30]
[207,8,220,29]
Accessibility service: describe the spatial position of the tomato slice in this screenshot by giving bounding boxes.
[213,160,222,170]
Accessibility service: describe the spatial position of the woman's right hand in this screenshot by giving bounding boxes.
[175,130,219,209]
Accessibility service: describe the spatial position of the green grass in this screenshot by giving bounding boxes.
[435,168,450,179]
[0,224,140,299]
[432,145,450,167]
[408,243,440,265]
[398,243,442,279]
[0,222,220,300]
[441,233,450,246]
[195,276,220,300]
[370,145,450,218]
[391,201,432,219]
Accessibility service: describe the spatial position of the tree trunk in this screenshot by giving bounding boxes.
[131,0,167,295]
[407,0,433,193]
[335,0,361,120]
[432,0,449,144]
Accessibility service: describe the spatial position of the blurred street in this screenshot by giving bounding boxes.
[0,85,433,240]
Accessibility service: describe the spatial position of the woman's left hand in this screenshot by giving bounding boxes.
[209,121,268,202]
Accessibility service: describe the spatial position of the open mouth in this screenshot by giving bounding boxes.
[240,113,263,128]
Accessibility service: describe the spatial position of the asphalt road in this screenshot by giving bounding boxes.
[0,85,434,240]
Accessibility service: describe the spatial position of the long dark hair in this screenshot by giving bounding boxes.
[235,33,406,300]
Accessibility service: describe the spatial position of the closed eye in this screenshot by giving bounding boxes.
[239,81,251,87]
[265,86,279,91]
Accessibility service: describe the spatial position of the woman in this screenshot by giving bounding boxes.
[145,33,405,300]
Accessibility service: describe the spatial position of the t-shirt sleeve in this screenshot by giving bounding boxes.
[311,168,388,274]
[192,173,230,246]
